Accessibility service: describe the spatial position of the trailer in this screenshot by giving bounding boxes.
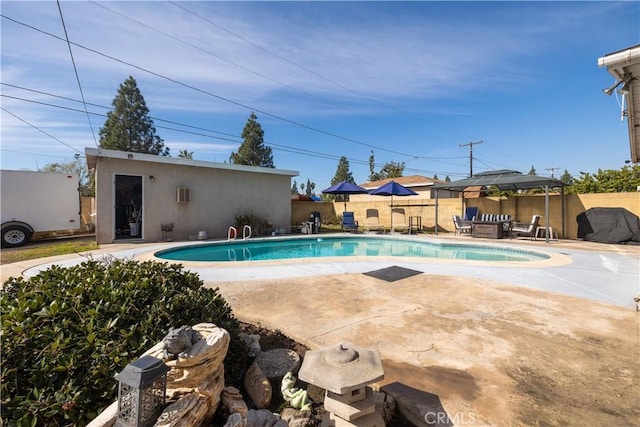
[1,170,81,247]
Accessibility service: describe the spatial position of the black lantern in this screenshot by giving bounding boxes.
[115,355,170,427]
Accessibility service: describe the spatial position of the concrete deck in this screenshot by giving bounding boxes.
[2,234,639,425]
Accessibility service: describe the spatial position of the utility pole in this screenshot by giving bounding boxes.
[545,167,560,178]
[459,140,483,177]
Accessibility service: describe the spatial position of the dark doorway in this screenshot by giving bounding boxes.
[115,175,143,240]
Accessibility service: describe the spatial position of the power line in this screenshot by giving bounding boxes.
[0,13,438,160]
[169,1,476,144]
[3,92,466,178]
[56,0,98,148]
[1,107,83,154]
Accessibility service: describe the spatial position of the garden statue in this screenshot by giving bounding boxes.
[162,325,201,359]
[280,371,312,411]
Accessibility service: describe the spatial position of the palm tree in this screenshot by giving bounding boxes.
[178,150,194,159]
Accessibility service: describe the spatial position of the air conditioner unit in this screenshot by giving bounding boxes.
[177,187,191,203]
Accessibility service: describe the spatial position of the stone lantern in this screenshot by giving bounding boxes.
[298,342,385,427]
[115,355,170,427]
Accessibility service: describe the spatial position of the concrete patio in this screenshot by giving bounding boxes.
[2,235,639,425]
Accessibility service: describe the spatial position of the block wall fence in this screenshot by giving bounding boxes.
[292,192,640,240]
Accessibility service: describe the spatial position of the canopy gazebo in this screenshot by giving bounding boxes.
[432,170,569,242]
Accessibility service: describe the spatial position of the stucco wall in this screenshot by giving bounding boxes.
[94,158,292,244]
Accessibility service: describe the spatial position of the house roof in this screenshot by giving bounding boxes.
[85,147,299,177]
[432,170,568,192]
[361,175,443,189]
[598,44,640,163]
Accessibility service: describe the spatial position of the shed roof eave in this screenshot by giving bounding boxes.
[84,147,299,177]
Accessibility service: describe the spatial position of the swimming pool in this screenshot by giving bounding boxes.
[154,236,549,262]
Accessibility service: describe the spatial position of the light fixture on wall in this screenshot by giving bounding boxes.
[602,75,634,96]
[149,175,155,182]
[618,79,634,95]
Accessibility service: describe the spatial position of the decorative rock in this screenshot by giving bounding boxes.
[146,323,230,389]
[239,332,262,357]
[154,392,210,427]
[244,362,272,409]
[89,324,230,427]
[255,348,301,380]
[381,382,441,427]
[221,386,249,418]
[373,390,396,425]
[280,407,314,427]
[223,413,246,427]
[306,384,325,404]
[246,409,281,427]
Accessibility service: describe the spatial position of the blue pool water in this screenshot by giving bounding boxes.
[155,236,549,262]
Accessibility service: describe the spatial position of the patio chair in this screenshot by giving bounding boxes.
[341,211,359,233]
[452,215,472,236]
[464,207,479,221]
[364,208,383,233]
[391,208,409,233]
[511,215,541,240]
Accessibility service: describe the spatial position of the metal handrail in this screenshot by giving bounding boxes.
[242,225,252,240]
[228,226,237,241]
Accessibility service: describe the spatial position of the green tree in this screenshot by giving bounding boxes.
[528,165,536,175]
[178,149,194,159]
[291,180,299,195]
[331,156,354,185]
[368,150,377,181]
[99,76,169,156]
[378,161,405,179]
[229,112,274,167]
[445,175,451,182]
[40,157,94,197]
[327,156,355,202]
[433,174,438,180]
[560,169,573,185]
[567,165,640,193]
[305,179,316,196]
[368,151,405,181]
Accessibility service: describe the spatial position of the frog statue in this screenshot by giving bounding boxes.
[281,371,312,411]
[162,325,201,360]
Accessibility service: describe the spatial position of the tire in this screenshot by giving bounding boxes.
[1,225,33,248]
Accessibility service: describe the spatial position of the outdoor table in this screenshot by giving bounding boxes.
[408,216,422,234]
[472,221,504,239]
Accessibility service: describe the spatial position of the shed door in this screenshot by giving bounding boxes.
[114,175,142,240]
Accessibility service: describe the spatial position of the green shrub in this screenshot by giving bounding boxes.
[1,258,248,426]
[234,211,270,236]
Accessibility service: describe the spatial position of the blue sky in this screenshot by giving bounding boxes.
[1,1,639,191]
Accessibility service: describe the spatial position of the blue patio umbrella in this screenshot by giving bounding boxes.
[369,181,418,231]
[322,181,369,212]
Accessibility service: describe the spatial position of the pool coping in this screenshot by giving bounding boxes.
[140,233,573,269]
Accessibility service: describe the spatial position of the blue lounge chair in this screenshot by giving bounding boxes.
[341,212,359,233]
[464,207,479,221]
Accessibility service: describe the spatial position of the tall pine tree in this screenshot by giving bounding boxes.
[99,76,169,155]
[331,156,354,185]
[230,112,274,167]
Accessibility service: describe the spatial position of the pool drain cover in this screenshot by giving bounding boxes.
[363,265,423,282]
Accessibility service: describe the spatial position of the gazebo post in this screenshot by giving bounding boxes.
[435,189,439,235]
[544,184,550,243]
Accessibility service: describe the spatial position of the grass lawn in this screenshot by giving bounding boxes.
[0,238,99,265]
